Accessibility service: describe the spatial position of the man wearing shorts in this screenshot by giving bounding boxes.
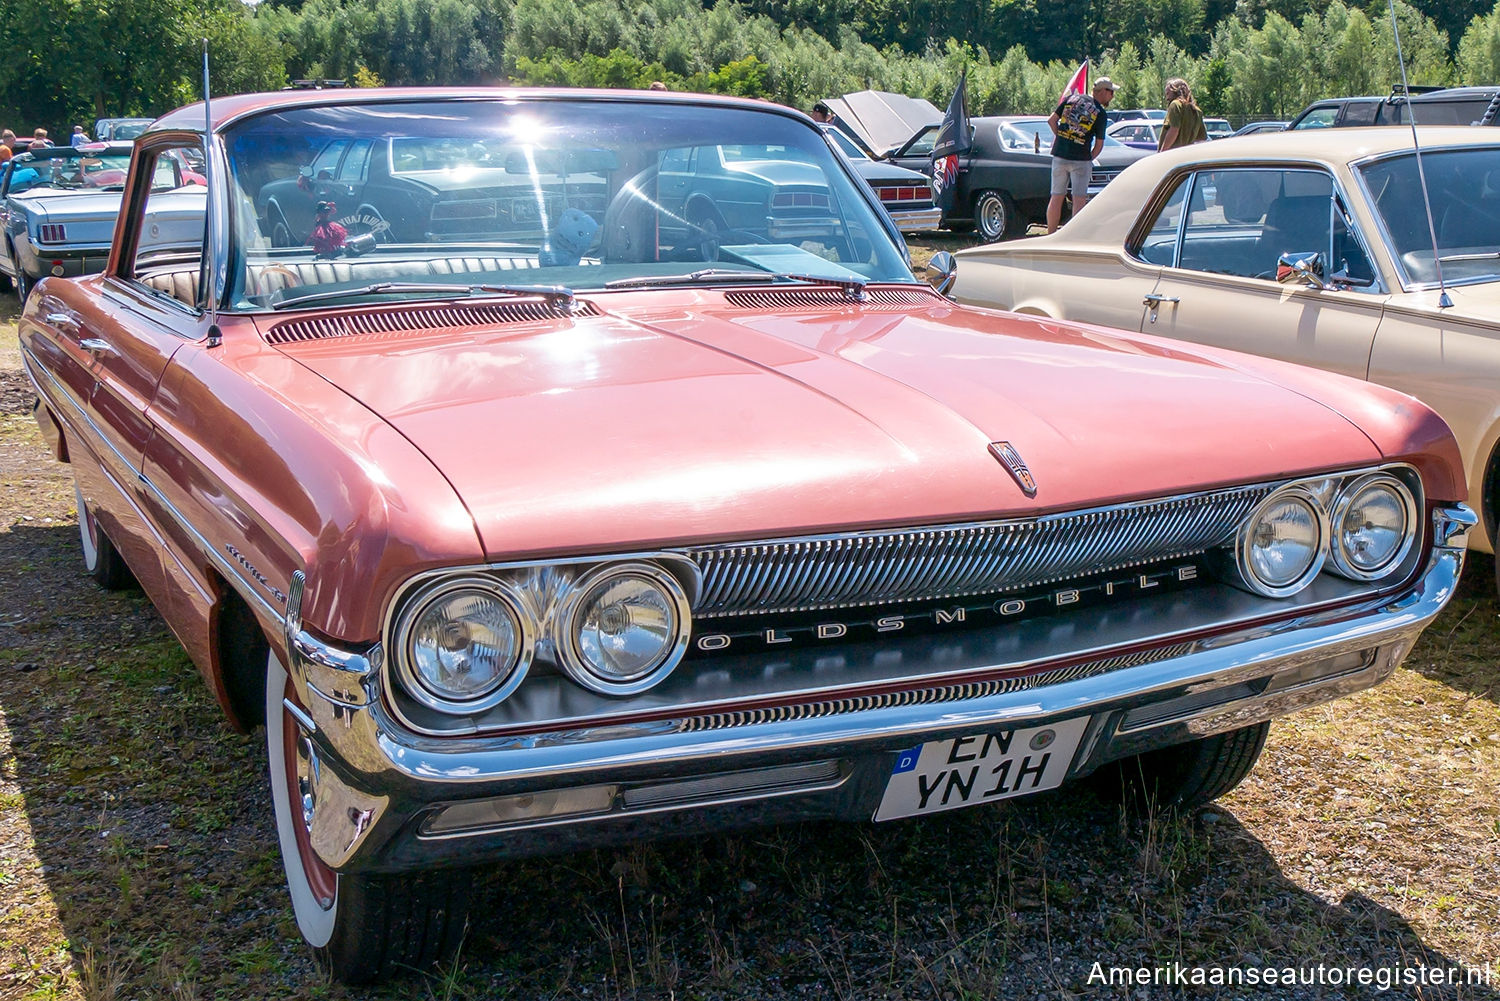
[1047,77,1116,233]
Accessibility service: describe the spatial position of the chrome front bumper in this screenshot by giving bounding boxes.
[283,505,1472,875]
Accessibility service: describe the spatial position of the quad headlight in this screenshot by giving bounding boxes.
[1232,468,1420,598]
[389,558,694,713]
[391,577,534,713]
[1329,473,1417,580]
[555,562,692,696]
[1236,487,1328,597]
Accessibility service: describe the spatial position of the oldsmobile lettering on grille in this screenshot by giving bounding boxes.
[691,560,1203,654]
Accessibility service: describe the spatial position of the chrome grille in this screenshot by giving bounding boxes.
[683,485,1271,618]
[679,643,1195,732]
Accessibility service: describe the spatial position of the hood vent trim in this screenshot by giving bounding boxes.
[265,299,600,345]
[724,287,942,310]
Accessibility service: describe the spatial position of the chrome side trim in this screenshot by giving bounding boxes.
[22,343,286,629]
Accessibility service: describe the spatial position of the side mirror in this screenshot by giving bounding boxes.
[1275,251,1327,289]
[298,165,313,179]
[926,251,957,296]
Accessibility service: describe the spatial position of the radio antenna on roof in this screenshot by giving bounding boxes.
[1386,0,1452,308]
[202,39,222,342]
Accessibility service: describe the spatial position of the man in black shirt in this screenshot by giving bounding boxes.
[1046,76,1117,233]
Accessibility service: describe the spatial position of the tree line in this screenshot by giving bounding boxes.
[5,0,1500,134]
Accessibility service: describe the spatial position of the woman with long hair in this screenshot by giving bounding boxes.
[1160,77,1206,150]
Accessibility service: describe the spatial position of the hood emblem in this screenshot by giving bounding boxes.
[989,441,1037,497]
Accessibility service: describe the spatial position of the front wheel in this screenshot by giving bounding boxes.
[973,189,1020,242]
[75,483,134,590]
[266,653,471,982]
[1089,721,1270,811]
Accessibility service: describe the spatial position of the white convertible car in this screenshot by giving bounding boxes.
[1,143,202,300]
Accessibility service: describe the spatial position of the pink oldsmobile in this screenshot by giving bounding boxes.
[16,89,1476,981]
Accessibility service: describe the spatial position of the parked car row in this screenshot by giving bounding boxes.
[950,125,1500,588]
[16,87,1475,984]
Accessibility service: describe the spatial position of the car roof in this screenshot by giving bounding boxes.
[151,87,810,135]
[1029,126,1500,246]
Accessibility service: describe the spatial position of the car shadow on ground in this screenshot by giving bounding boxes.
[1,513,1496,998]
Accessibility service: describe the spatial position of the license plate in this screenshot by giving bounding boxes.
[874,717,1090,821]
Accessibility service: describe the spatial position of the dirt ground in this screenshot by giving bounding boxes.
[1,280,1498,1001]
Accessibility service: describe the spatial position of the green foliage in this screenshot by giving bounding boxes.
[1458,3,1500,81]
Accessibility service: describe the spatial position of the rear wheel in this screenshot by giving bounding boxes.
[266,652,471,983]
[973,189,1020,242]
[14,265,31,303]
[1089,721,1270,811]
[75,484,134,590]
[689,208,722,262]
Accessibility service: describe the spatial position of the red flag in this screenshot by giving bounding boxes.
[1060,61,1088,102]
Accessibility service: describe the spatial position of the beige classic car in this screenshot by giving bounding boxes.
[952,127,1500,583]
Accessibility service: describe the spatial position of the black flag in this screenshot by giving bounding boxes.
[930,70,971,215]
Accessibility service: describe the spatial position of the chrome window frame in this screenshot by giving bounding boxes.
[1128,160,1386,294]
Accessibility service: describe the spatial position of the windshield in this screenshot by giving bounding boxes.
[6,148,136,193]
[825,128,869,160]
[220,99,912,311]
[1359,147,1500,284]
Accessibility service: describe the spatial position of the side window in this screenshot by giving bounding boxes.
[310,140,349,182]
[128,144,208,309]
[1292,107,1338,129]
[1132,174,1190,265]
[1179,168,1333,280]
[659,147,690,173]
[1340,102,1378,126]
[337,139,372,182]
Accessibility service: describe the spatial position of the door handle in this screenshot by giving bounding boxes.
[1142,294,1180,306]
[79,338,117,356]
[46,312,79,333]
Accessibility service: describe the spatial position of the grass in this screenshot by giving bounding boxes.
[2,281,1498,999]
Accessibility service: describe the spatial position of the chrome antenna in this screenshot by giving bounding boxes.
[202,39,222,342]
[1387,0,1452,308]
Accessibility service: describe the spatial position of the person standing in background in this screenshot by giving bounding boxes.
[1158,78,1206,151]
[69,125,90,147]
[1046,76,1115,234]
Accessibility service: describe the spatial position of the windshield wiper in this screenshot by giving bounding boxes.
[605,269,869,300]
[270,281,576,311]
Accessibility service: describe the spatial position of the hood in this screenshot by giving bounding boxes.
[262,293,1385,559]
[825,91,940,156]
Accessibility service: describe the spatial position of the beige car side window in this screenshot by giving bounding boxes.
[1134,175,1189,266]
[1179,168,1334,281]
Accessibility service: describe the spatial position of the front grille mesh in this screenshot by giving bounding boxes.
[679,643,1195,732]
[683,485,1270,618]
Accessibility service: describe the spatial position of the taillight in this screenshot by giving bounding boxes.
[38,224,66,243]
[771,192,830,209]
[876,186,928,203]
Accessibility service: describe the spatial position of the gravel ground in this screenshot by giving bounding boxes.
[1,282,1498,1001]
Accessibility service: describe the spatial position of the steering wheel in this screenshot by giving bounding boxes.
[256,264,304,298]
